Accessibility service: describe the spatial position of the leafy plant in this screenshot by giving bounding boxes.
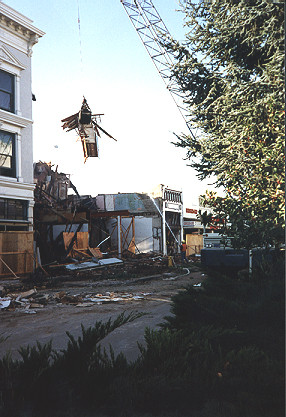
[168,0,284,248]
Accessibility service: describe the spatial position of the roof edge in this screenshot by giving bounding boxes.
[0,2,45,37]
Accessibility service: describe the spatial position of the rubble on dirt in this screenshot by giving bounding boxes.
[0,298,10,309]
[0,256,202,314]
[34,251,181,282]
[0,288,154,313]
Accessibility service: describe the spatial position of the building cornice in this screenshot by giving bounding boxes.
[0,109,33,128]
[0,2,44,55]
[0,3,45,38]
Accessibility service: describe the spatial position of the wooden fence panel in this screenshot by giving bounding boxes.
[0,232,34,277]
[186,234,203,256]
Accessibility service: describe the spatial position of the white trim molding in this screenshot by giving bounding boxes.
[0,44,25,70]
[0,2,44,56]
[0,109,32,129]
[0,179,35,200]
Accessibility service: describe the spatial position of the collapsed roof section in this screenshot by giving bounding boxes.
[61,97,116,162]
[34,161,80,206]
[95,193,158,215]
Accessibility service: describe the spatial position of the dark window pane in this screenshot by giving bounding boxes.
[0,199,27,220]
[0,70,14,112]
[0,91,11,110]
[7,200,16,218]
[15,200,24,220]
[6,225,28,231]
[0,70,13,91]
[0,198,5,219]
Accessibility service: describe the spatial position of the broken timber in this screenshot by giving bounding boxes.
[61,97,116,162]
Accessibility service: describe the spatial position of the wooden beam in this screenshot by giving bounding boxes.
[0,257,19,279]
[90,210,130,219]
[65,223,84,256]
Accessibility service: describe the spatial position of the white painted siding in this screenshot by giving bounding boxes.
[0,3,44,230]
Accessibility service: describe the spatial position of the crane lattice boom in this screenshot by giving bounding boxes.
[120,0,196,138]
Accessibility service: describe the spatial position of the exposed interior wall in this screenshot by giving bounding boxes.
[52,224,89,241]
[105,217,118,251]
[105,216,159,254]
[133,217,153,253]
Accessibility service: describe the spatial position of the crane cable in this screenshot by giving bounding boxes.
[77,0,84,86]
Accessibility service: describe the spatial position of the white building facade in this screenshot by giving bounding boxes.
[151,185,183,255]
[0,2,44,231]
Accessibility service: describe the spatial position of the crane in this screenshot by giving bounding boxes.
[120,0,196,140]
[66,1,196,162]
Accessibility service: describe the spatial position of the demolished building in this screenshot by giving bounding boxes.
[33,161,92,265]
[95,185,183,256]
[33,163,184,266]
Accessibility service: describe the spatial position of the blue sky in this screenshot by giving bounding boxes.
[5,0,215,206]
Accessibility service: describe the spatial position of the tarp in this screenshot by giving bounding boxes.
[65,258,123,270]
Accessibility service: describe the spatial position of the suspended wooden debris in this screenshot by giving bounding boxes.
[61,98,116,162]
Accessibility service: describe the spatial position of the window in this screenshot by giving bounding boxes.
[0,198,27,220]
[164,190,182,203]
[0,69,15,113]
[0,131,16,177]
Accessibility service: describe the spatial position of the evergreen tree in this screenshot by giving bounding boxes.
[171,0,284,248]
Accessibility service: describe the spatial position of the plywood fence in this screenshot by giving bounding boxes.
[0,231,34,277]
[186,234,203,256]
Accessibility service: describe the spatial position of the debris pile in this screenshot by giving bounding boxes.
[0,288,153,313]
[0,288,45,313]
[34,161,80,203]
[43,252,171,282]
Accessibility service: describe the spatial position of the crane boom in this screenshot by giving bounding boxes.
[120,0,196,139]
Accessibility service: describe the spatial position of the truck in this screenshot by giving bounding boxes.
[203,233,232,248]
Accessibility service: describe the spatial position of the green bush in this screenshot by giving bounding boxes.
[165,272,285,359]
[0,272,284,417]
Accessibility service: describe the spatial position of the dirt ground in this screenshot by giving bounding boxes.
[0,266,206,362]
